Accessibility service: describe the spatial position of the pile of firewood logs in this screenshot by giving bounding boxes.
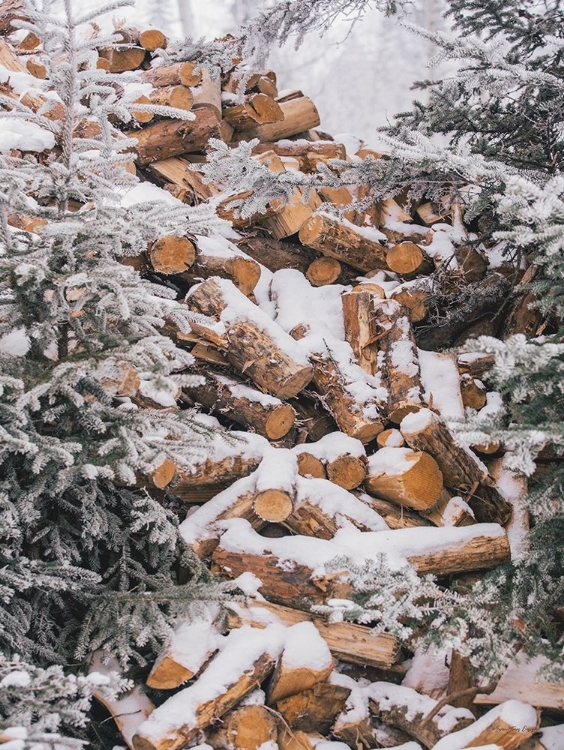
[1,9,562,750]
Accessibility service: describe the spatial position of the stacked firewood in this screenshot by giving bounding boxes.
[1,11,562,750]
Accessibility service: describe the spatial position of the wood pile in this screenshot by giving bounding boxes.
[1,10,562,750]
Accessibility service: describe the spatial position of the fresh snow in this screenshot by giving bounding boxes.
[293,432,366,461]
[432,701,537,750]
[367,447,417,476]
[418,350,464,419]
[136,625,287,742]
[166,619,224,675]
[0,119,55,153]
[280,621,333,671]
[120,182,183,208]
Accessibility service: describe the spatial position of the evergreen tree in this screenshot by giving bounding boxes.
[0,1,239,725]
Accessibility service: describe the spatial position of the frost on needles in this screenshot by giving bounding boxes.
[0,1,241,739]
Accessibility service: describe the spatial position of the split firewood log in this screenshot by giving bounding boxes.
[276,681,352,734]
[89,654,155,750]
[146,617,223,689]
[224,93,284,129]
[227,599,400,669]
[141,61,202,88]
[128,108,221,166]
[366,682,474,749]
[299,213,387,273]
[236,95,320,142]
[420,490,476,528]
[372,298,424,423]
[184,371,295,439]
[148,156,220,201]
[186,277,313,399]
[431,700,539,750]
[400,408,512,524]
[267,621,334,704]
[259,187,322,239]
[252,140,346,171]
[390,280,430,323]
[341,287,381,375]
[365,447,443,511]
[132,624,285,750]
[192,68,222,121]
[206,705,278,750]
[277,729,316,750]
[474,654,564,712]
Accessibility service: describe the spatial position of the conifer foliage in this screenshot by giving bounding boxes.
[0,1,237,741]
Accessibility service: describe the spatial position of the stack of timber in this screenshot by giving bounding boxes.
[1,10,561,750]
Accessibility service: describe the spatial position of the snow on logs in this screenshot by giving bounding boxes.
[210,520,510,606]
[132,624,285,750]
[365,447,443,511]
[235,94,321,142]
[186,277,313,399]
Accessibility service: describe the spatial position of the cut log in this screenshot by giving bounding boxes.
[390,284,429,323]
[311,355,384,443]
[212,521,511,606]
[359,493,432,529]
[25,56,46,79]
[139,29,167,52]
[102,46,146,73]
[90,654,155,750]
[341,289,379,375]
[377,429,405,448]
[460,374,488,410]
[132,624,283,750]
[475,654,564,711]
[148,235,196,274]
[129,108,220,166]
[306,257,342,286]
[206,705,278,750]
[326,453,366,490]
[237,95,320,142]
[367,682,474,749]
[267,621,333,704]
[260,188,322,239]
[142,61,202,88]
[147,84,193,110]
[448,650,477,713]
[456,243,489,282]
[276,682,351,734]
[186,277,313,399]
[421,490,476,528]
[290,396,338,442]
[296,451,327,479]
[237,234,317,274]
[252,140,346,172]
[184,372,295,440]
[400,408,512,524]
[278,729,316,750]
[192,68,222,120]
[183,251,261,296]
[432,700,539,750]
[169,449,263,499]
[228,599,399,669]
[224,93,284,129]
[372,299,424,423]
[148,156,219,201]
[146,619,222,689]
[299,213,387,273]
[386,242,431,276]
[365,447,443,511]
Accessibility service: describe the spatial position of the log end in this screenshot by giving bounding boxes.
[265,404,296,440]
[388,403,422,426]
[275,365,314,400]
[306,257,342,286]
[146,656,194,690]
[327,455,366,490]
[149,236,196,275]
[253,489,294,523]
[297,452,327,479]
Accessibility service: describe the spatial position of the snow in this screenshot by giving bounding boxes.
[391,339,419,377]
[539,725,564,750]
[0,119,55,153]
[281,622,333,671]
[367,447,417,476]
[295,476,389,531]
[233,572,263,597]
[0,327,30,356]
[379,429,405,447]
[120,182,183,208]
[166,619,224,675]
[400,408,434,433]
[432,701,537,750]
[213,375,282,406]
[402,646,450,698]
[293,432,366,462]
[0,671,30,688]
[254,449,297,494]
[442,496,474,526]
[418,350,464,419]
[426,228,457,266]
[490,462,528,560]
[136,624,286,743]
[333,132,363,157]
